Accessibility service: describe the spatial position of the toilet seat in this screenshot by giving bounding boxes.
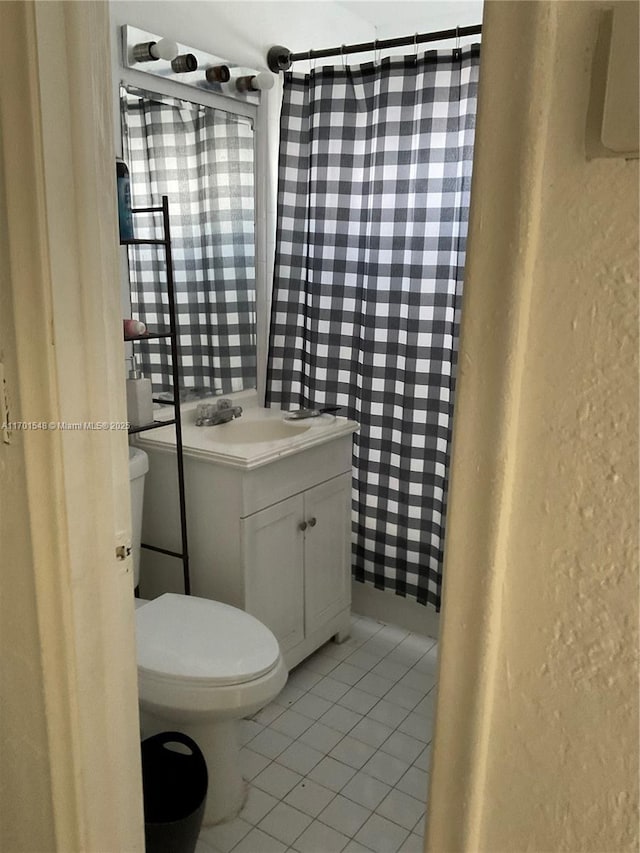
[136,593,280,686]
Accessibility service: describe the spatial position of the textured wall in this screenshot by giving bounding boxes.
[428,2,638,851]
[481,1,639,847]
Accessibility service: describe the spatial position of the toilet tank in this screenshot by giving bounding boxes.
[128,446,149,587]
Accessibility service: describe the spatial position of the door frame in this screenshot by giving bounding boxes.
[1,2,143,850]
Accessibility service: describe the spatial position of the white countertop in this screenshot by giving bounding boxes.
[134,390,359,470]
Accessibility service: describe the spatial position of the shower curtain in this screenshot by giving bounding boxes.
[266,47,480,609]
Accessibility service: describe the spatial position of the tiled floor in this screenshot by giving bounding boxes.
[197,615,438,853]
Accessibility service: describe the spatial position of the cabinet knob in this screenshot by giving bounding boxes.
[308,517,317,527]
[299,521,308,531]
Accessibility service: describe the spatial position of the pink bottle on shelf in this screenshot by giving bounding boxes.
[123,318,147,338]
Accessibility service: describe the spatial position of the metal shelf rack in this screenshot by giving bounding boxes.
[123,195,191,595]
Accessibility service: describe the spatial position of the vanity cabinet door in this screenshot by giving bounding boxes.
[242,495,305,654]
[303,473,352,637]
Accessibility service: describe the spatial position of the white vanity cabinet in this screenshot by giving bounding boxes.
[242,472,351,658]
[139,422,356,670]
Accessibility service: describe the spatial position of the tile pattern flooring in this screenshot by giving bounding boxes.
[197,614,437,853]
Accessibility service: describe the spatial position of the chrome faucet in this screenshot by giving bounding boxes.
[195,398,243,427]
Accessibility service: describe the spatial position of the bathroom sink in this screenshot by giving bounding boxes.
[208,419,311,444]
[137,391,358,469]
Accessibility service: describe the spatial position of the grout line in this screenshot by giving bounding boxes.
[222,616,436,852]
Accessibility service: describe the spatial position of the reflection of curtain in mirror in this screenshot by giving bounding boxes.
[121,85,256,395]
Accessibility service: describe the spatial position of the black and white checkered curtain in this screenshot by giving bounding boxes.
[121,86,256,395]
[266,47,480,609]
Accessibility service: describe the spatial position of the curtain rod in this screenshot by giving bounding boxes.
[267,24,482,72]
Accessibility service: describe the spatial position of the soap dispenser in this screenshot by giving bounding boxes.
[126,355,154,428]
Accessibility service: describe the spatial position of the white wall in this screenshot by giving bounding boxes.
[339,1,483,50]
[109,1,376,70]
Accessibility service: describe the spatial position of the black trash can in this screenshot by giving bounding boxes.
[141,731,208,853]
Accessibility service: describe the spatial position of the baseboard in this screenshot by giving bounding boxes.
[351,580,440,640]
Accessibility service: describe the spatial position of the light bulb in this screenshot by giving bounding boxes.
[150,39,179,61]
[236,71,275,93]
[253,71,275,91]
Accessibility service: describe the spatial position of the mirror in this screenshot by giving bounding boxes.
[120,84,256,396]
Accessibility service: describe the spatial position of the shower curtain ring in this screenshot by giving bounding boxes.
[374,38,381,65]
[455,26,461,52]
[341,44,346,69]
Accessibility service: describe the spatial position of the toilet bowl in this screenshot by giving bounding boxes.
[128,447,287,825]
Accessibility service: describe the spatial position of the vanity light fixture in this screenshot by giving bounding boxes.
[124,26,266,104]
[132,38,179,63]
[171,53,198,73]
[235,71,275,92]
[205,64,231,84]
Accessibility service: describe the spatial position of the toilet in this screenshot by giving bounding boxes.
[128,446,288,825]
